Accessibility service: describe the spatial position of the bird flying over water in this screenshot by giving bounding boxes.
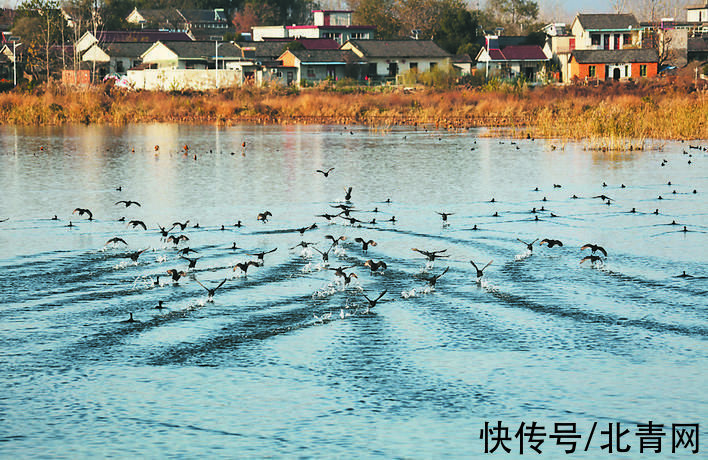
[172,220,190,231]
[106,237,128,246]
[316,167,335,177]
[115,200,141,207]
[166,268,187,282]
[422,267,449,287]
[517,238,538,252]
[412,248,449,261]
[73,208,93,220]
[581,244,607,257]
[540,239,563,248]
[362,290,387,309]
[128,220,147,230]
[167,234,189,245]
[196,278,228,298]
[580,255,604,265]
[364,259,387,272]
[257,211,272,223]
[234,260,259,274]
[354,238,377,252]
[470,260,493,278]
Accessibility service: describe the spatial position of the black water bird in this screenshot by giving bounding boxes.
[122,312,139,323]
[364,259,387,272]
[437,212,454,222]
[316,167,335,177]
[234,220,243,228]
[177,247,197,255]
[158,224,174,237]
[593,194,614,202]
[233,261,259,274]
[154,301,166,310]
[342,272,358,285]
[73,208,93,220]
[362,290,387,309]
[248,248,277,262]
[167,234,189,245]
[312,245,333,262]
[166,268,187,282]
[329,265,355,278]
[354,238,377,252]
[580,255,604,265]
[317,213,339,221]
[422,267,449,287]
[180,256,199,269]
[127,248,149,262]
[297,223,317,235]
[344,187,353,201]
[517,238,539,252]
[291,241,316,250]
[540,239,563,248]
[128,220,147,230]
[581,244,607,257]
[172,220,190,231]
[412,248,449,261]
[196,278,228,298]
[106,237,128,246]
[470,260,493,278]
[115,200,141,207]
[257,211,272,223]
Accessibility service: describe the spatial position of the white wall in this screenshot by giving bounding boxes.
[127,69,241,90]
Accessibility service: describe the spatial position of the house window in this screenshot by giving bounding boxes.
[591,34,601,46]
[430,62,437,70]
[589,65,596,77]
[368,63,377,77]
[326,65,336,78]
[603,34,610,49]
[116,61,125,73]
[623,34,631,47]
[614,34,620,49]
[640,64,647,77]
[410,62,418,72]
[351,32,365,39]
[625,65,628,76]
[307,67,316,78]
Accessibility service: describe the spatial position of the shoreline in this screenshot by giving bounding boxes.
[0,80,706,142]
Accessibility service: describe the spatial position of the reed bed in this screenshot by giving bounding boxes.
[0,79,706,142]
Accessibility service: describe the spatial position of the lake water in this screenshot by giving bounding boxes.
[0,124,705,458]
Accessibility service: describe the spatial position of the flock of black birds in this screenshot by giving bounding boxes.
[1,138,704,325]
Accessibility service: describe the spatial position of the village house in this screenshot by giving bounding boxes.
[277,48,365,85]
[340,39,451,82]
[126,8,230,40]
[81,42,152,77]
[686,2,708,24]
[570,13,640,50]
[75,30,193,57]
[569,48,659,81]
[475,35,550,82]
[252,10,375,45]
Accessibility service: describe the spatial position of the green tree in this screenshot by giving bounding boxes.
[434,5,479,55]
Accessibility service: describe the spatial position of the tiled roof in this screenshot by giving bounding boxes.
[137,9,185,25]
[158,41,242,59]
[179,9,228,23]
[101,42,152,57]
[95,31,192,43]
[344,39,451,58]
[575,14,639,31]
[260,38,340,50]
[688,37,708,51]
[285,49,363,64]
[571,48,659,64]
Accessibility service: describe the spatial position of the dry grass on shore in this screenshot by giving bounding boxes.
[0,77,706,143]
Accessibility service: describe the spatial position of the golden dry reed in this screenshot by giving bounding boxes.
[0,79,706,143]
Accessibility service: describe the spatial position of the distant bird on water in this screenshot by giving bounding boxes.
[364,259,387,272]
[354,238,377,252]
[422,267,449,287]
[437,212,454,222]
[106,237,128,246]
[412,248,449,261]
[257,211,272,223]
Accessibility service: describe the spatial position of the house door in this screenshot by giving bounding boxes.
[613,68,620,81]
[287,71,294,85]
[387,62,398,77]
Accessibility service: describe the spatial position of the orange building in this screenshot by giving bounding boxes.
[569,49,659,81]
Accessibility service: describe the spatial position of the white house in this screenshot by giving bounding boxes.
[687,3,708,23]
[570,14,640,50]
[253,10,375,45]
[340,39,451,81]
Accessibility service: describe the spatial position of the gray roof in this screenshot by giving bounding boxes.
[101,42,152,58]
[344,39,451,58]
[238,41,291,60]
[136,9,184,25]
[575,14,640,31]
[160,41,243,59]
[285,49,363,64]
[687,3,708,9]
[688,37,708,51]
[571,48,658,64]
[179,9,228,23]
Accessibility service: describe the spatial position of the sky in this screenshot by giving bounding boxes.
[0,1,692,23]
